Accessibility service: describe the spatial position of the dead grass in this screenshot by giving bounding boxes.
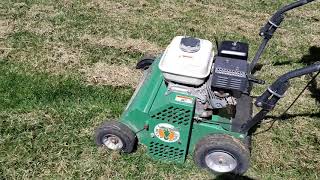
[89,0,269,39]
[26,4,56,17]
[0,19,14,38]
[80,34,162,55]
[43,42,82,73]
[23,5,57,35]
[25,21,54,35]
[88,1,133,15]
[9,42,83,75]
[82,62,142,88]
[0,19,14,59]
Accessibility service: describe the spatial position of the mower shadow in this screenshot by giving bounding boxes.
[214,173,256,180]
[273,46,320,66]
[251,63,264,74]
[266,112,320,120]
[299,46,320,104]
[299,46,320,65]
[266,46,320,109]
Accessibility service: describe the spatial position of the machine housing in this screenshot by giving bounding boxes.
[120,36,252,162]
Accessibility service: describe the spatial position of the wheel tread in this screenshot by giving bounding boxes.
[194,134,250,175]
[95,120,136,153]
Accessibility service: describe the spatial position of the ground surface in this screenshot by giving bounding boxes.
[0,0,320,179]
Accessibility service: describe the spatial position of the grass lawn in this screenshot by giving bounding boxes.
[0,0,320,179]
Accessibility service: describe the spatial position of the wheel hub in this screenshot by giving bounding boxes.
[102,134,123,150]
[205,151,237,173]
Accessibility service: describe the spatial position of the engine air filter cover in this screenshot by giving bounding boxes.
[211,56,249,93]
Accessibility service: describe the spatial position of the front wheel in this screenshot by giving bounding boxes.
[95,121,137,153]
[194,134,250,175]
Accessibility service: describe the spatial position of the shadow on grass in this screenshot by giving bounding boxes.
[266,112,320,120]
[251,63,263,74]
[0,60,133,112]
[214,173,256,180]
[272,46,320,66]
[273,46,320,103]
[300,46,320,104]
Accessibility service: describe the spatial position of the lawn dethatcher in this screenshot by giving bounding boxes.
[95,0,319,175]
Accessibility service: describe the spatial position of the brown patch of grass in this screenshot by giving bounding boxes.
[308,34,320,47]
[81,34,162,54]
[12,42,83,75]
[25,21,54,35]
[181,2,270,39]
[26,4,56,18]
[88,0,132,15]
[289,8,319,19]
[0,19,14,59]
[24,22,54,35]
[23,4,56,35]
[44,42,82,72]
[82,62,143,88]
[0,19,14,38]
[195,1,270,18]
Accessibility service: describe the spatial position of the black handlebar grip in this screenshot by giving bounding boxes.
[298,0,316,4]
[259,23,271,36]
[306,0,316,3]
[255,91,272,107]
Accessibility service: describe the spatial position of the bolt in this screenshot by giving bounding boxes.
[256,102,262,107]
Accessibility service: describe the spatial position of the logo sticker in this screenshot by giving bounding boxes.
[154,123,180,143]
[175,95,193,104]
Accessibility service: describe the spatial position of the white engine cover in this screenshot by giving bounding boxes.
[159,36,214,86]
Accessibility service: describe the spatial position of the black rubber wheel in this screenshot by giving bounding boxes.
[194,134,250,175]
[136,55,155,70]
[95,121,136,153]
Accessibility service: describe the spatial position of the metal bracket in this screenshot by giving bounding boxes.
[267,87,285,98]
[268,20,280,28]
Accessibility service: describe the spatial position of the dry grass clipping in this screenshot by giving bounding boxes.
[83,62,143,88]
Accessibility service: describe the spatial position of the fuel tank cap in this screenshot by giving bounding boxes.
[180,37,201,53]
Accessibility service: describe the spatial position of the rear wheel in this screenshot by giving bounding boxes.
[194,134,250,175]
[95,121,136,153]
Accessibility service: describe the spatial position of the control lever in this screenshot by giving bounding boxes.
[247,74,265,85]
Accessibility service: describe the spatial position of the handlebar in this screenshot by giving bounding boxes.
[277,0,315,14]
[250,0,317,73]
[240,62,319,133]
[256,62,320,108]
[261,0,316,38]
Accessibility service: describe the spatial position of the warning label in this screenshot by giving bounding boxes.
[175,95,193,104]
